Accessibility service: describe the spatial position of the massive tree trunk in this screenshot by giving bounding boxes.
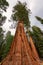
[1,22,40,65]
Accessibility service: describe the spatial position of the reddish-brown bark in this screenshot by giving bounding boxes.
[1,22,40,65]
[29,37,40,61]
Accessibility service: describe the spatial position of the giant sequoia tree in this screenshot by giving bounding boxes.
[0,1,41,65]
[11,1,43,59]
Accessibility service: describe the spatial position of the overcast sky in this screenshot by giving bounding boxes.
[2,0,43,35]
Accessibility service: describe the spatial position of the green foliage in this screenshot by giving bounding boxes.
[34,16,43,58]
[0,14,6,26]
[12,1,30,28]
[0,0,9,11]
[35,16,43,24]
[0,31,13,62]
[0,0,9,25]
[0,0,9,62]
[0,27,4,62]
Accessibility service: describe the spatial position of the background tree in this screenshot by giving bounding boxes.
[0,0,9,62]
[0,0,9,11]
[0,28,4,61]
[35,16,43,58]
[1,31,13,61]
[29,16,43,58]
